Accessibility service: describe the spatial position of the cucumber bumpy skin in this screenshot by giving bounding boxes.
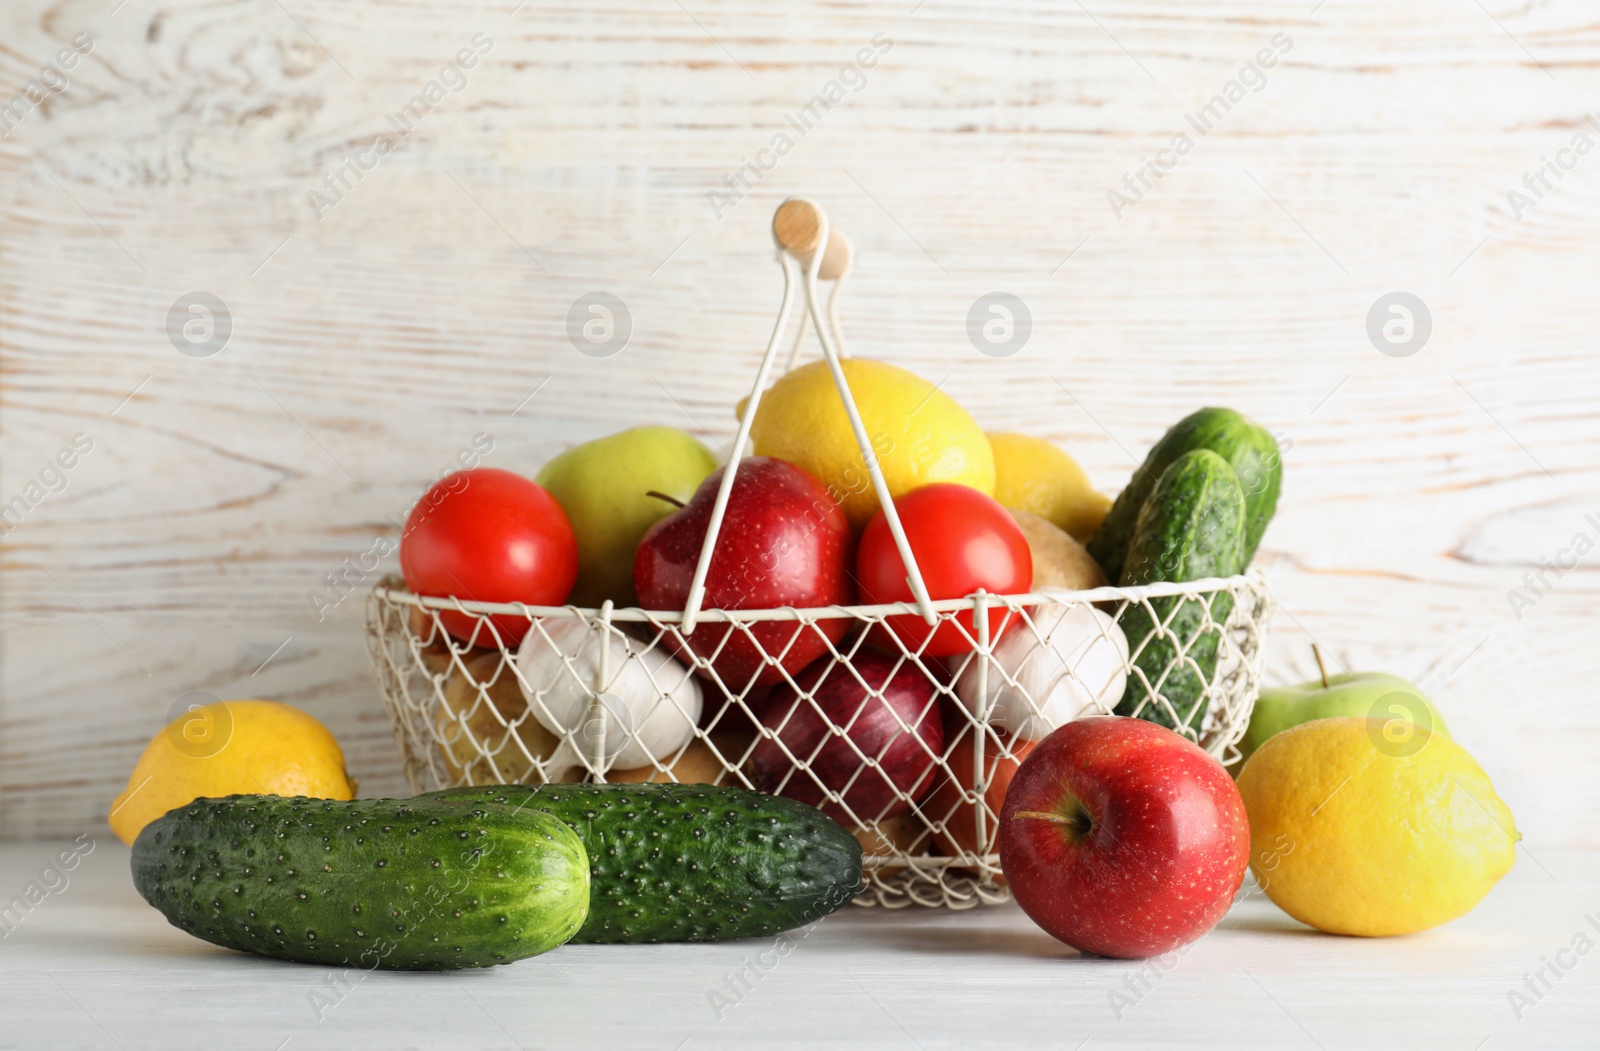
[131,795,589,970]
[1114,449,1249,732]
[425,782,864,943]
[1087,407,1281,582]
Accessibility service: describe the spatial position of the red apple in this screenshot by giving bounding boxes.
[750,651,943,824]
[634,456,853,691]
[928,725,1036,863]
[999,716,1248,958]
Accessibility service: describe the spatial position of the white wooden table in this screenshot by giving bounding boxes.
[2,840,1593,1050]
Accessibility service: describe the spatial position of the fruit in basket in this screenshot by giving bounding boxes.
[954,595,1127,740]
[856,811,931,875]
[608,739,728,784]
[1236,717,1516,937]
[132,794,590,969]
[438,651,585,785]
[1240,658,1448,765]
[1113,450,1249,732]
[109,700,354,845]
[742,358,995,530]
[999,716,1249,958]
[750,651,944,823]
[400,467,578,646]
[516,617,701,774]
[928,726,1036,864]
[1088,407,1280,582]
[1009,510,1107,591]
[634,456,853,690]
[426,783,863,942]
[856,483,1032,657]
[535,426,718,608]
[989,433,1112,545]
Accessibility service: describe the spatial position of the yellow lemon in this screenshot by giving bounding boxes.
[744,359,994,529]
[1236,716,1518,937]
[109,699,355,844]
[988,432,1111,544]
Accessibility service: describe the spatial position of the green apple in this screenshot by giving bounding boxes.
[1240,667,1449,764]
[536,426,718,607]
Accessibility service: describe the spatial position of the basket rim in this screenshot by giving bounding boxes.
[370,571,1269,624]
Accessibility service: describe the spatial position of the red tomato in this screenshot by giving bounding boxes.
[399,467,577,645]
[855,483,1032,657]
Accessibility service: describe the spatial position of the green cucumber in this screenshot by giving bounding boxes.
[1114,449,1249,732]
[424,782,863,943]
[131,795,589,970]
[1087,407,1281,581]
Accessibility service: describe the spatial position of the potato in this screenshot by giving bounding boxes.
[1010,509,1107,591]
[436,651,581,785]
[855,811,933,876]
[608,739,730,785]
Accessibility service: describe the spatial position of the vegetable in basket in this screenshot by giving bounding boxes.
[1086,407,1281,583]
[399,467,578,646]
[750,651,944,824]
[855,483,1033,658]
[515,616,701,776]
[1113,449,1250,731]
[1084,407,1281,733]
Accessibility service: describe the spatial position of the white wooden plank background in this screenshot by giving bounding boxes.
[2,0,1597,848]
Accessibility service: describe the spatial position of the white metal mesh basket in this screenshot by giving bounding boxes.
[366,198,1274,908]
[366,574,1272,908]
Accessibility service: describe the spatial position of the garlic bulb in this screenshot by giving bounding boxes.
[954,595,1129,740]
[516,617,702,774]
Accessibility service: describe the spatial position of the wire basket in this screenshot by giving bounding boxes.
[366,199,1274,908]
[366,575,1271,908]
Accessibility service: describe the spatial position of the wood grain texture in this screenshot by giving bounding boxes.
[2,1,1597,850]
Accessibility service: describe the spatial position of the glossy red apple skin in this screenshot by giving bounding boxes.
[751,651,943,823]
[999,716,1249,959]
[634,457,854,691]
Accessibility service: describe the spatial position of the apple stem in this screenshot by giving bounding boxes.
[1011,809,1093,838]
[1312,644,1330,689]
[645,490,686,509]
